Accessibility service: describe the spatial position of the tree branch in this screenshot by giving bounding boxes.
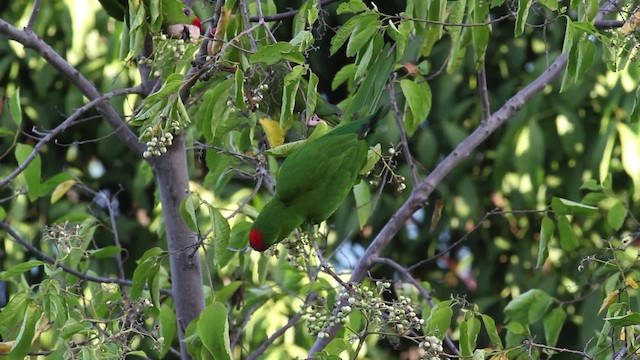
[308,52,569,355]
[0,86,143,189]
[0,19,145,156]
[0,221,172,296]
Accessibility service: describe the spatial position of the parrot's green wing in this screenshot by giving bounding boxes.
[275,132,368,223]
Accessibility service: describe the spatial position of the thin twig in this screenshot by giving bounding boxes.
[0,221,172,296]
[478,64,491,122]
[0,20,145,156]
[26,0,42,29]
[0,86,143,189]
[248,0,337,22]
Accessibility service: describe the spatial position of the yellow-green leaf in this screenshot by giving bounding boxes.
[259,118,285,147]
[51,180,77,204]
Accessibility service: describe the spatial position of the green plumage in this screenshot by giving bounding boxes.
[249,108,387,251]
[97,0,200,31]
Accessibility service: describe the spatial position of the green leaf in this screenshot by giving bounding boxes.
[575,39,596,81]
[159,301,176,358]
[505,289,553,324]
[471,0,490,69]
[538,0,558,10]
[607,200,627,231]
[515,0,532,36]
[9,87,22,126]
[198,302,232,360]
[557,215,578,251]
[214,281,243,303]
[15,143,42,201]
[0,292,28,335]
[305,72,319,120]
[543,307,566,347]
[332,64,356,91]
[145,74,183,103]
[354,40,374,79]
[617,123,640,201]
[604,312,640,327]
[201,79,232,142]
[580,179,601,191]
[60,320,93,338]
[353,180,371,229]
[0,260,44,280]
[212,207,231,265]
[460,313,481,356]
[233,69,245,108]
[179,195,199,232]
[425,300,452,336]
[250,42,303,65]
[536,216,553,268]
[331,13,378,55]
[481,314,503,349]
[337,0,369,14]
[280,65,306,124]
[344,44,395,116]
[89,246,122,259]
[346,18,380,57]
[131,247,164,299]
[400,78,432,135]
[422,0,447,56]
[50,179,77,204]
[9,300,41,360]
[550,197,598,216]
[386,20,408,56]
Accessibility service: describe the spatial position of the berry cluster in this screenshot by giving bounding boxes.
[419,335,444,360]
[282,234,309,271]
[226,83,270,113]
[138,36,196,77]
[43,221,83,256]
[303,281,429,342]
[367,146,407,193]
[143,131,174,158]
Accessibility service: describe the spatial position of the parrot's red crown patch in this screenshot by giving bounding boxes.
[249,228,267,252]
[192,17,202,32]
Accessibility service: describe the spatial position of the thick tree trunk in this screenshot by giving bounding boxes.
[154,133,205,359]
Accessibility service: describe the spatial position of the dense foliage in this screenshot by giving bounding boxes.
[1,0,639,359]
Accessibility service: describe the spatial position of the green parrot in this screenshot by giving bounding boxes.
[97,0,202,40]
[249,107,388,252]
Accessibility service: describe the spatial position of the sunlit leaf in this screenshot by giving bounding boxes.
[598,290,618,315]
[198,302,232,360]
[617,123,640,201]
[259,118,285,148]
[50,180,77,204]
[353,180,371,229]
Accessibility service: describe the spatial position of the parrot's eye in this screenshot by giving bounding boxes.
[183,8,192,16]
